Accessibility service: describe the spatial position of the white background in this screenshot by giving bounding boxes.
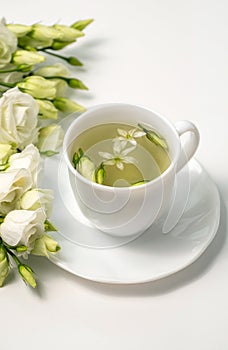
[2,1,228,349]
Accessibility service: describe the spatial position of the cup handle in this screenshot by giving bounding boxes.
[175,120,200,172]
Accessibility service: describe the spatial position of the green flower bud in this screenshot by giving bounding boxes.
[71,19,94,31]
[36,99,58,120]
[0,245,9,287]
[17,76,57,99]
[29,24,63,41]
[44,220,57,232]
[53,97,86,113]
[17,64,33,72]
[72,152,80,168]
[18,264,36,288]
[12,49,45,65]
[53,24,84,42]
[31,234,60,258]
[67,78,88,90]
[66,56,83,66]
[6,24,32,37]
[16,245,28,253]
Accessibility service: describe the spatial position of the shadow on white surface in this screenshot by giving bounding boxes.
[26,194,226,298]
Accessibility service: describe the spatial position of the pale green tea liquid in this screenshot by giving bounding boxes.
[72,123,171,187]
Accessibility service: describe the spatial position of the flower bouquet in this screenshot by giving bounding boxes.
[0,17,93,287]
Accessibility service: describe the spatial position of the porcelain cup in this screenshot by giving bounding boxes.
[63,103,200,237]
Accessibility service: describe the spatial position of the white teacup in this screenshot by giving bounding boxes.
[63,103,200,237]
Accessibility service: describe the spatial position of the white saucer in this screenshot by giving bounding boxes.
[43,157,220,284]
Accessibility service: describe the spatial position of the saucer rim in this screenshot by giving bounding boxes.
[48,158,221,284]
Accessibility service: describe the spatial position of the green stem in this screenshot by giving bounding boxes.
[0,81,16,88]
[5,246,21,265]
[41,49,68,61]
[0,67,19,74]
[40,49,83,66]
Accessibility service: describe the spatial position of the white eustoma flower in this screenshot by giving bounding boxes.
[116,128,146,147]
[0,168,32,215]
[99,139,136,170]
[37,124,64,153]
[0,18,17,68]
[19,188,54,218]
[8,144,43,187]
[0,87,39,149]
[0,208,46,256]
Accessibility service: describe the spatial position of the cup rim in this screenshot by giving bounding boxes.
[63,103,181,192]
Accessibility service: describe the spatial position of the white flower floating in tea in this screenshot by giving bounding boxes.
[116,128,146,147]
[99,139,136,171]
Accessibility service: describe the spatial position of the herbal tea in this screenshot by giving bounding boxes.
[72,123,171,187]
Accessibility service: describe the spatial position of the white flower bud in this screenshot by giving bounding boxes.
[29,24,63,41]
[6,24,32,37]
[17,76,57,99]
[35,63,69,77]
[35,63,69,96]
[36,99,58,120]
[37,124,64,153]
[12,49,45,65]
[53,24,84,42]
[32,234,60,257]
